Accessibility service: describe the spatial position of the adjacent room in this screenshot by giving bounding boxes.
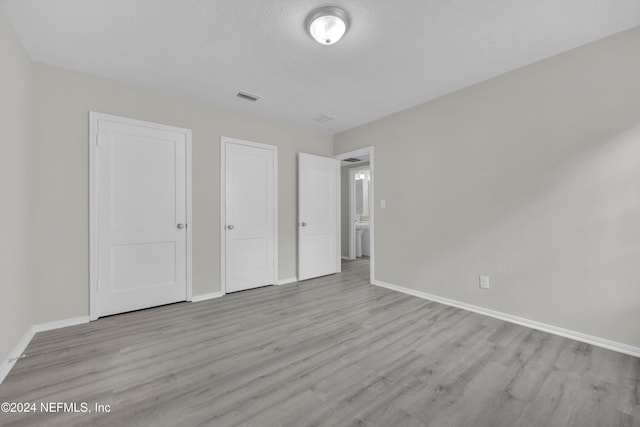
[1,1,639,426]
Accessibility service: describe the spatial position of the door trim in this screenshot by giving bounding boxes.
[220,137,278,295]
[89,112,193,321]
[348,167,356,260]
[335,146,375,283]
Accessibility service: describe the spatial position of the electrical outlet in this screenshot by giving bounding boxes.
[479,275,490,290]
[380,199,386,208]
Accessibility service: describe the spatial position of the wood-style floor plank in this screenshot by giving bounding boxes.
[0,258,638,426]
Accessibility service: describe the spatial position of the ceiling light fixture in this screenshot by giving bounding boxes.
[306,6,349,45]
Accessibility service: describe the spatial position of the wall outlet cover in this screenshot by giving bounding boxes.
[479,275,490,289]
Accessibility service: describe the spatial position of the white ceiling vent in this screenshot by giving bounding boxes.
[313,114,335,123]
[236,91,261,102]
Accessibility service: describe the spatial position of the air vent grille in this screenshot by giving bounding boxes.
[236,91,261,102]
[313,114,335,123]
[343,158,361,162]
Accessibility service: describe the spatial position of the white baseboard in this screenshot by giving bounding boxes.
[1,316,90,384]
[276,277,298,286]
[341,256,350,260]
[33,316,90,333]
[0,327,35,384]
[191,292,223,302]
[372,279,640,358]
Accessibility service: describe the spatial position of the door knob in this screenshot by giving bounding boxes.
[227,225,234,230]
[177,224,185,229]
[301,222,307,227]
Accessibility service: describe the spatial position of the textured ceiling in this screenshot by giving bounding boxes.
[2,0,640,135]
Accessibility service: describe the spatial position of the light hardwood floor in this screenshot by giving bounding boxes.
[1,258,638,427]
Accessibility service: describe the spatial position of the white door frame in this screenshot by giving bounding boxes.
[220,137,278,295]
[335,147,374,283]
[89,112,193,321]
[348,167,357,260]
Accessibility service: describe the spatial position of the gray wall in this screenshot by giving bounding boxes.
[30,63,333,324]
[0,10,33,365]
[334,27,640,348]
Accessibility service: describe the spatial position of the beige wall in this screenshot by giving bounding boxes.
[0,11,33,364]
[30,63,332,324]
[334,27,640,348]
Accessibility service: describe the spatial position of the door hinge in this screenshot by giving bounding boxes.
[96,281,100,292]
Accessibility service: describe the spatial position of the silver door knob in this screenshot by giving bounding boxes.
[301,222,307,227]
[177,224,185,229]
[227,225,234,230]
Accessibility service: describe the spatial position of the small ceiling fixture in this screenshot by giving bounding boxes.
[236,91,261,102]
[306,6,350,45]
[313,113,335,123]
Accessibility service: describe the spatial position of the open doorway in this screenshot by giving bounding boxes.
[335,147,374,284]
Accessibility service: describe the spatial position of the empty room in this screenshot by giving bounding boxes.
[1,1,639,426]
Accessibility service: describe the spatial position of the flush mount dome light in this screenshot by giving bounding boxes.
[306,6,349,45]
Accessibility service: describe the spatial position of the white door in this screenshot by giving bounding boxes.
[93,114,190,318]
[224,140,276,293]
[298,153,340,281]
